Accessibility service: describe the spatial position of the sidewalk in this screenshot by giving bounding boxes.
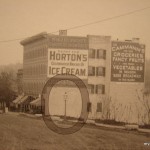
[6,112,150,134]
[95,122,125,129]
[95,122,150,133]
[138,128,150,133]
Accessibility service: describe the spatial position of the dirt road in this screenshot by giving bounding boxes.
[0,113,150,150]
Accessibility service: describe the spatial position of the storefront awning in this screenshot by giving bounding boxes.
[13,95,24,104]
[30,97,41,106]
[18,96,29,104]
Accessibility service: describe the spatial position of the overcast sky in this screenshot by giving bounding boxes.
[0,0,150,65]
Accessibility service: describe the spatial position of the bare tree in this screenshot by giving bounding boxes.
[102,96,111,119]
[136,89,150,124]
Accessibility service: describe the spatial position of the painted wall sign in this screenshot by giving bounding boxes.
[48,49,88,79]
[111,41,145,82]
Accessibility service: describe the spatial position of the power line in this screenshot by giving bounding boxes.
[65,6,150,31]
[0,6,150,43]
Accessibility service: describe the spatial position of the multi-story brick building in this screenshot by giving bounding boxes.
[20,32,146,124]
[17,69,23,95]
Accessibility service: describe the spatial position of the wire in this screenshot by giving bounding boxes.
[0,6,150,43]
[65,6,150,31]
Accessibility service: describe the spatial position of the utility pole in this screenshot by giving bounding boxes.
[64,92,68,121]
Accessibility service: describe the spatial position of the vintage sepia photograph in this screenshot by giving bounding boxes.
[0,0,150,149]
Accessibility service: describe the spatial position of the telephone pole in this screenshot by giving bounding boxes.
[64,92,68,121]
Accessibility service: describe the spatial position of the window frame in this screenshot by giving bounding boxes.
[88,84,94,94]
[88,66,95,76]
[97,49,106,59]
[89,49,96,58]
[87,102,92,112]
[96,67,105,76]
[95,84,105,94]
[97,102,102,112]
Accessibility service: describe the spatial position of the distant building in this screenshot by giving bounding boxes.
[20,32,146,124]
[17,69,23,95]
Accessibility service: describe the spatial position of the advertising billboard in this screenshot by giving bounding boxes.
[111,41,145,82]
[48,49,88,79]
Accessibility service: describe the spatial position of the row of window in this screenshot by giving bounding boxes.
[24,47,47,59]
[88,66,105,76]
[88,84,105,94]
[87,102,102,112]
[24,48,106,60]
[24,65,105,77]
[24,82,45,94]
[24,64,47,76]
[89,49,106,59]
[24,81,105,95]
[24,40,47,49]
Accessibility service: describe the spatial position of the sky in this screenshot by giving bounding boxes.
[0,0,150,65]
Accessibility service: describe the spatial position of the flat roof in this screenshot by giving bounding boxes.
[20,32,48,45]
[20,32,88,46]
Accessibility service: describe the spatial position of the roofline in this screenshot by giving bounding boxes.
[20,32,48,45]
[48,34,87,39]
[20,32,89,45]
[111,40,145,45]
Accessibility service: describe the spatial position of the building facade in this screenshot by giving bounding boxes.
[20,32,146,123]
[17,69,23,95]
[109,40,145,123]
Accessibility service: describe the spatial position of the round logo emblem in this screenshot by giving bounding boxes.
[41,74,89,134]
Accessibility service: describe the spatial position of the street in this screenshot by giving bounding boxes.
[0,113,150,150]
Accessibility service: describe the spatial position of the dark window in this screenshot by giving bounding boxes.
[95,85,105,94]
[35,65,37,74]
[97,49,106,59]
[87,102,92,112]
[33,50,36,58]
[39,49,42,57]
[89,49,96,58]
[44,48,47,56]
[97,103,102,112]
[35,49,37,58]
[42,48,44,56]
[40,64,42,74]
[88,84,94,94]
[88,66,95,76]
[96,67,105,76]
